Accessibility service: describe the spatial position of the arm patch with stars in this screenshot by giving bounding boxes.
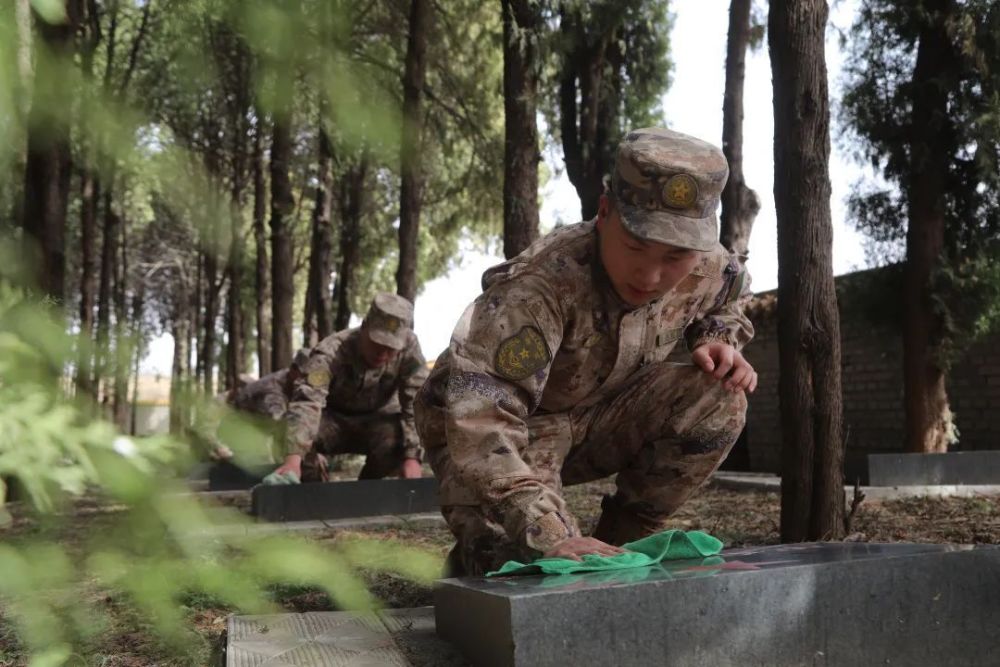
[307,369,331,388]
[494,326,551,381]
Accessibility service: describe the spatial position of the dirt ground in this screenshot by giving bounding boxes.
[1,479,999,666]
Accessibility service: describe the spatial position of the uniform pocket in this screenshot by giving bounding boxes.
[523,412,574,486]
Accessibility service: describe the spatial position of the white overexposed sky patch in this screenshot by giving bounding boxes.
[142,0,870,374]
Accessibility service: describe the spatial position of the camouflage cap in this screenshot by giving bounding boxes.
[363,292,414,350]
[610,127,729,252]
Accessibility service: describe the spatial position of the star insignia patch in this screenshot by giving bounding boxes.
[662,173,699,209]
[307,369,332,388]
[494,326,551,381]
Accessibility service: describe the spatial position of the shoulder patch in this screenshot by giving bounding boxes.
[494,326,551,381]
[307,369,332,388]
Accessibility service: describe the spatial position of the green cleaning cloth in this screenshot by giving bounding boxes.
[486,529,722,577]
[261,470,300,486]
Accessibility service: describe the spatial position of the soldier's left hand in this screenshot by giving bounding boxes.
[691,342,757,394]
[400,458,423,479]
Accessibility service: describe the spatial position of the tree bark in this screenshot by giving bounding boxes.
[396,0,431,303]
[270,117,295,370]
[112,211,129,430]
[902,0,955,454]
[305,114,335,344]
[334,154,369,331]
[201,245,219,394]
[253,115,272,375]
[557,5,620,221]
[769,0,845,542]
[20,1,82,303]
[75,170,100,399]
[169,292,191,436]
[95,187,117,403]
[501,0,542,259]
[720,0,761,258]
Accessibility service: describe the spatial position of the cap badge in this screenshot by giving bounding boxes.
[662,173,698,209]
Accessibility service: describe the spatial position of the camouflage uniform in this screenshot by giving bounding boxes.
[415,128,754,575]
[284,293,429,480]
[216,349,311,461]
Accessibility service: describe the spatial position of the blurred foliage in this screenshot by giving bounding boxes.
[840,0,1000,364]
[0,281,440,664]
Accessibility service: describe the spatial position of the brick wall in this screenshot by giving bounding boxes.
[741,269,1000,473]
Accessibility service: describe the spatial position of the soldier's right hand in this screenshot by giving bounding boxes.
[542,536,626,561]
[262,455,302,485]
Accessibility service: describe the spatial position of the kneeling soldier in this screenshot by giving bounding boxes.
[416,128,757,575]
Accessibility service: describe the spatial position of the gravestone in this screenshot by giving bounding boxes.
[435,542,1000,667]
[251,478,439,522]
[868,450,1000,486]
[208,460,274,491]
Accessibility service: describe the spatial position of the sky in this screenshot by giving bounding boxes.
[142,0,870,375]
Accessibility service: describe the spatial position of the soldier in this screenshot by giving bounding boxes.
[415,127,757,576]
[211,348,311,461]
[265,292,429,484]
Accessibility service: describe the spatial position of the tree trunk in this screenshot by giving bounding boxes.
[501,0,542,259]
[95,187,117,404]
[201,248,219,394]
[169,295,191,436]
[225,212,245,389]
[20,2,81,303]
[270,118,295,370]
[75,170,100,399]
[112,212,129,430]
[129,286,144,435]
[192,255,203,389]
[769,0,845,542]
[253,115,272,375]
[305,115,335,344]
[334,155,369,331]
[902,0,955,454]
[720,0,761,258]
[557,5,619,221]
[396,0,431,303]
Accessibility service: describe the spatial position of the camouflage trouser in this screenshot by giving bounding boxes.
[430,362,747,576]
[301,410,406,481]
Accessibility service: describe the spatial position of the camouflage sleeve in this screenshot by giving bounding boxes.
[260,392,289,421]
[685,253,755,353]
[444,276,579,555]
[397,336,429,461]
[282,345,337,456]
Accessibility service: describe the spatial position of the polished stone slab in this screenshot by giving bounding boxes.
[251,478,439,522]
[435,542,1000,667]
[226,607,466,667]
[868,450,1000,486]
[208,460,274,491]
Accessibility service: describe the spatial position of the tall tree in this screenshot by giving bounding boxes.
[21,1,83,302]
[74,0,105,401]
[304,110,335,344]
[553,0,672,220]
[269,116,294,370]
[769,0,844,541]
[334,153,369,332]
[396,0,431,303]
[252,114,272,375]
[719,0,761,258]
[842,0,1000,454]
[500,0,542,259]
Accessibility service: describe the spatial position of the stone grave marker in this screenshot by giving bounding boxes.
[435,542,1000,667]
[251,478,439,522]
[868,450,1000,486]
